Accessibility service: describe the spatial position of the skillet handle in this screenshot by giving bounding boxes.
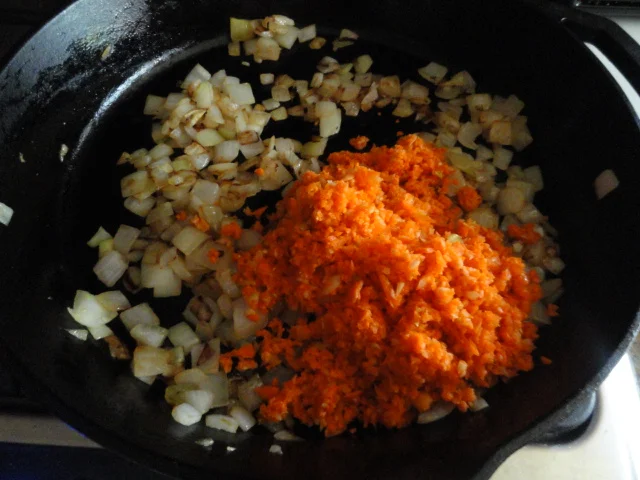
[539,2,640,95]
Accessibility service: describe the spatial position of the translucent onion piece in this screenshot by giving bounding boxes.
[87,226,112,247]
[88,324,114,340]
[132,346,172,377]
[594,169,619,200]
[68,291,117,328]
[130,324,168,347]
[172,226,210,255]
[168,322,200,349]
[184,389,215,414]
[223,83,256,105]
[205,414,239,433]
[124,196,156,217]
[94,251,128,287]
[120,303,160,330]
[233,297,267,339]
[417,402,455,424]
[229,405,256,432]
[65,328,89,341]
[113,225,141,255]
[96,291,131,312]
[297,24,316,42]
[172,403,202,426]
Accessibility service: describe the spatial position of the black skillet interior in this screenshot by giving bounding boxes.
[0,0,639,479]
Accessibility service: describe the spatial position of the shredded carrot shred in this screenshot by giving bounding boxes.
[244,206,268,219]
[255,167,265,176]
[349,136,369,151]
[190,215,210,232]
[540,356,552,365]
[207,248,220,264]
[220,222,242,239]
[175,211,187,221]
[547,303,559,317]
[507,223,542,245]
[396,131,404,137]
[456,185,483,212]
[219,344,257,373]
[235,135,541,436]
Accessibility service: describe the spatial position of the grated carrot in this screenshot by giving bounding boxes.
[547,303,559,317]
[255,167,265,176]
[456,185,482,212]
[255,385,280,401]
[540,356,552,365]
[244,206,268,219]
[235,135,542,436]
[349,136,370,151]
[207,248,220,264]
[219,343,257,373]
[220,222,242,239]
[175,211,187,221]
[190,215,210,232]
[507,223,542,245]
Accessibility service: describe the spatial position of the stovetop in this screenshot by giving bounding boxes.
[1,2,640,480]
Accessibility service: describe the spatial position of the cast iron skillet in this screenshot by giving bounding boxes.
[0,0,639,479]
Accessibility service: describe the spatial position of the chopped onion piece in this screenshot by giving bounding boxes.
[214,141,240,162]
[65,329,88,341]
[184,389,215,414]
[144,95,165,116]
[87,226,112,247]
[96,291,131,312]
[172,226,210,255]
[124,196,156,217]
[192,180,221,205]
[238,375,264,412]
[230,18,255,42]
[319,108,342,137]
[260,73,275,85]
[457,122,482,149]
[470,397,489,412]
[88,324,114,340]
[113,225,141,255]
[196,438,214,447]
[240,141,265,159]
[273,430,302,441]
[418,62,448,84]
[271,106,288,121]
[205,414,239,433]
[492,147,513,170]
[269,444,283,455]
[276,27,299,49]
[229,405,256,432]
[223,83,255,105]
[256,37,281,61]
[168,322,200,349]
[233,297,267,338]
[196,129,224,147]
[181,64,211,89]
[130,324,168,347]
[297,24,316,42]
[93,251,128,287]
[132,346,172,377]
[172,403,202,426]
[417,402,455,424]
[594,169,619,199]
[120,303,160,330]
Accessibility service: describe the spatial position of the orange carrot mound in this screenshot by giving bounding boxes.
[236,135,541,436]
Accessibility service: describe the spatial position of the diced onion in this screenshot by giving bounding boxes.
[130,324,168,347]
[113,225,141,255]
[238,375,264,412]
[205,414,239,433]
[172,226,210,255]
[196,129,224,147]
[96,291,131,312]
[88,324,114,340]
[269,445,283,455]
[417,402,455,424]
[229,405,256,432]
[223,83,255,105]
[233,297,267,338]
[87,226,112,247]
[120,303,160,330]
[132,346,172,377]
[196,438,214,447]
[594,169,619,199]
[192,180,221,205]
[297,24,316,42]
[168,322,200,349]
[240,141,265,159]
[273,430,302,441]
[260,73,275,85]
[93,251,128,287]
[319,108,342,137]
[65,328,89,341]
[172,403,202,426]
[214,141,240,162]
[181,64,211,89]
[184,389,215,414]
[124,197,156,217]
